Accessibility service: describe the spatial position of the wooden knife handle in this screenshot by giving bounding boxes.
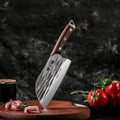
[51,20,76,55]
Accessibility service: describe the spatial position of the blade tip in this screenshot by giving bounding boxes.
[39,100,47,109]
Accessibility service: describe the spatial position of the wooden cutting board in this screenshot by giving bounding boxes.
[0,100,90,120]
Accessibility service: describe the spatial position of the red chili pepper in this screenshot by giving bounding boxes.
[105,82,120,107]
[116,82,120,106]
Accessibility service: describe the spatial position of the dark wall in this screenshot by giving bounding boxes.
[0,0,120,102]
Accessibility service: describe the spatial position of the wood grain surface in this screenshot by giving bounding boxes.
[0,100,90,120]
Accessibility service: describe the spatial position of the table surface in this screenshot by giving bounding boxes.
[0,113,120,120]
[88,107,120,120]
[0,116,120,120]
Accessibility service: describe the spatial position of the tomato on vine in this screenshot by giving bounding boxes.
[87,89,109,107]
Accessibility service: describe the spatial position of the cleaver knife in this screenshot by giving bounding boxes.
[35,20,76,109]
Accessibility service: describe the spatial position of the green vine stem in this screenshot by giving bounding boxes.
[70,90,89,95]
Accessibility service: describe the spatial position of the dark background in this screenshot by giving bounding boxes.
[0,0,120,102]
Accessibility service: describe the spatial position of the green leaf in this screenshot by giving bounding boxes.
[22,103,29,108]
